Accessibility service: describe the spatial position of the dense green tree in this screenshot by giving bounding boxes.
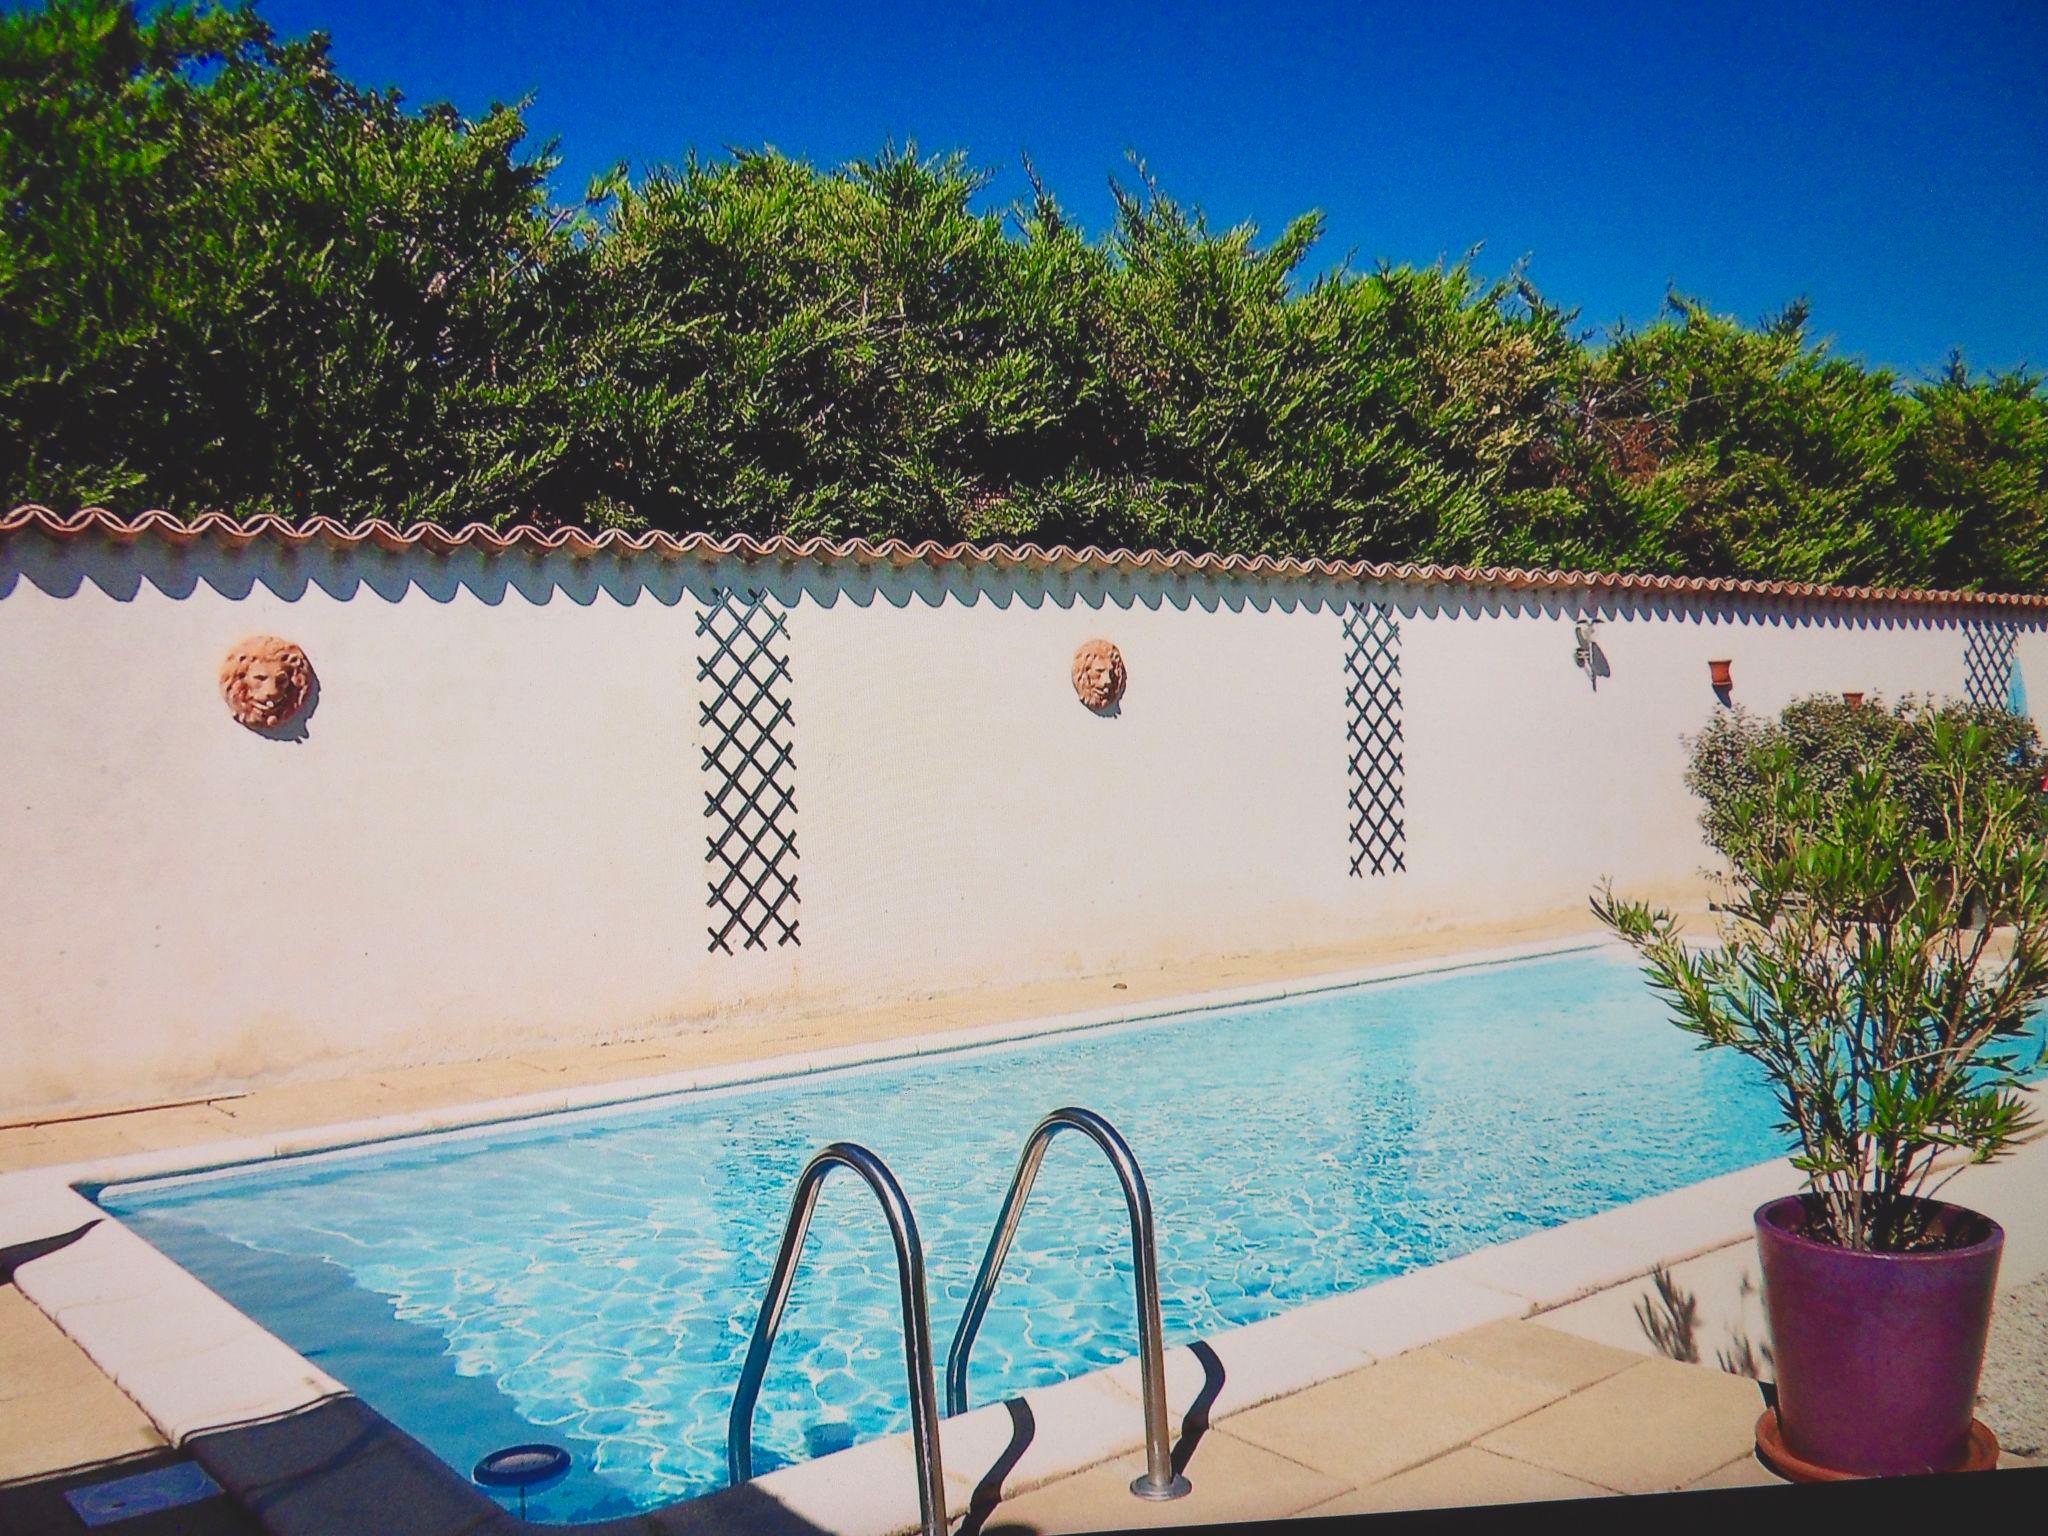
[1571,301,1931,582]
[0,0,571,522]
[4,0,2046,588]
[1901,357,2048,592]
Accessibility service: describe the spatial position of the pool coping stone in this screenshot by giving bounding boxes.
[53,932,1622,1196]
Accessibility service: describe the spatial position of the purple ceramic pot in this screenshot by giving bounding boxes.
[1756,1194,2002,1476]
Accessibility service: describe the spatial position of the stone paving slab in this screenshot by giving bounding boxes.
[1299,1446,1613,1517]
[976,1429,1346,1532]
[1533,1234,1767,1366]
[965,1325,1695,1534]
[1432,1318,1643,1394]
[1684,1452,1785,1490]
[1474,1356,1767,1494]
[1221,1346,1566,1489]
[0,1292,164,1484]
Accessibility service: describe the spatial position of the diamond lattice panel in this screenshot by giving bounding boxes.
[1963,622,2018,712]
[1345,603,1406,877]
[698,589,800,952]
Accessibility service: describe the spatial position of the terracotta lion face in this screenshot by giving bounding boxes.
[1071,639,1126,712]
[220,636,313,730]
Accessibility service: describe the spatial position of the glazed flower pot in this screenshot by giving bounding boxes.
[1755,1194,2002,1477]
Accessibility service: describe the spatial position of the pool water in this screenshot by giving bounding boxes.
[102,946,2031,1523]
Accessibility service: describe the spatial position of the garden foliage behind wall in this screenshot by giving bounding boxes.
[4,1,2048,589]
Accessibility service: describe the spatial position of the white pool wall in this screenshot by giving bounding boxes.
[5,517,2046,1116]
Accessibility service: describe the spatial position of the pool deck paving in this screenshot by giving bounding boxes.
[786,1130,2046,1536]
[971,1324,1775,1532]
[0,1288,166,1484]
[3,898,2047,1532]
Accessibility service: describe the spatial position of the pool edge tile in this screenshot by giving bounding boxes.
[0,1172,101,1245]
[12,1207,348,1452]
[979,1371,1154,1504]
[1287,1270,1534,1360]
[1100,1309,1377,1426]
[1444,1158,1801,1311]
[749,1433,927,1536]
[41,930,1620,1196]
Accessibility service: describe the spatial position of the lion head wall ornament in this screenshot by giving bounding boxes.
[1071,639,1127,713]
[220,636,314,731]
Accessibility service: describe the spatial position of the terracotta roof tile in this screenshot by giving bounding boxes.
[6,503,2045,612]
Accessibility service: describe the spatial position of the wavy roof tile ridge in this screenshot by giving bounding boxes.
[5,503,2045,611]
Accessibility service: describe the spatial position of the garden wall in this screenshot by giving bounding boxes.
[7,509,2048,1116]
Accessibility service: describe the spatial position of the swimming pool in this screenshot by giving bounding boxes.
[100,947,1817,1521]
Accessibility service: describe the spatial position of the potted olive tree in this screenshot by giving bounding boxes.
[1595,698,2048,1478]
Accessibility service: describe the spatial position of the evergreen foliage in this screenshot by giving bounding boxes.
[6,1,2046,586]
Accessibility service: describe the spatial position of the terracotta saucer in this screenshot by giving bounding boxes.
[1754,1410,2000,1481]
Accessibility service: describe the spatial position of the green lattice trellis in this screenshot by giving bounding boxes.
[1963,621,2018,713]
[698,589,800,952]
[1345,603,1406,877]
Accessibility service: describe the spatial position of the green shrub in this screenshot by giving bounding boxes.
[1686,694,2045,871]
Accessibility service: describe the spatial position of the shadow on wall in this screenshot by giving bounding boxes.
[0,527,2016,637]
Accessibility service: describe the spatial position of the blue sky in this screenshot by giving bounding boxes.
[267,0,2047,378]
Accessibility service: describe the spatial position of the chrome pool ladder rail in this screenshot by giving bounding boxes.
[945,1106,1191,1501]
[727,1142,947,1536]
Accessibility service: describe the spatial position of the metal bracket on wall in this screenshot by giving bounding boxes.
[699,588,800,952]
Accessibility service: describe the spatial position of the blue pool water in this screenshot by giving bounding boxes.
[99,946,2038,1523]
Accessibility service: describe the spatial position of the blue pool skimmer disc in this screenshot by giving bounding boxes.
[473,1444,571,1515]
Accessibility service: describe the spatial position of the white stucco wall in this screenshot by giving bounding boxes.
[3,529,2042,1115]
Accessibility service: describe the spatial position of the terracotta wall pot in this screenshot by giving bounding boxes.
[1756,1194,2002,1476]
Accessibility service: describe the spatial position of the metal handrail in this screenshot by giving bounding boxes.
[945,1107,1191,1501]
[727,1143,947,1536]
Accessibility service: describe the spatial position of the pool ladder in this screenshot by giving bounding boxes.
[726,1108,1188,1536]
[726,1143,948,1534]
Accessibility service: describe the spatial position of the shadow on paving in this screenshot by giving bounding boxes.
[0,1447,265,1536]
[183,1394,836,1536]
[0,1220,101,1281]
[0,1391,839,1536]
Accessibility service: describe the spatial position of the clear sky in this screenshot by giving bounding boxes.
[266,0,2047,379]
